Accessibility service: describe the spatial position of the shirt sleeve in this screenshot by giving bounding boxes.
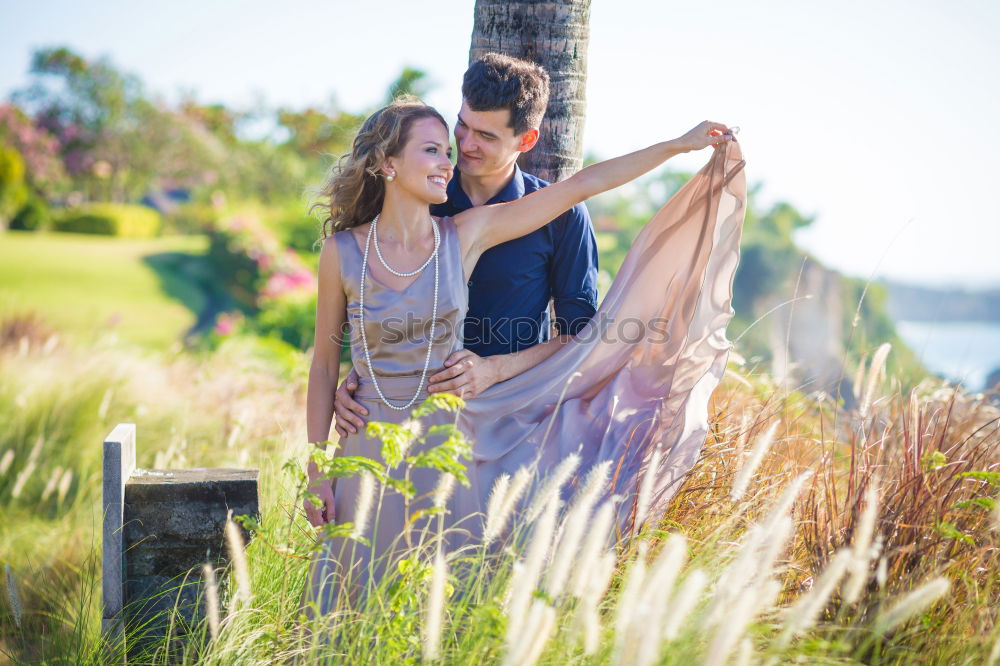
[549,202,599,336]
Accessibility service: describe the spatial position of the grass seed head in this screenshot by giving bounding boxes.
[422,548,447,661]
[0,449,14,476]
[351,471,376,540]
[483,473,511,545]
[873,577,950,635]
[730,421,780,502]
[525,453,579,522]
[4,564,21,629]
[860,343,891,418]
[202,563,220,640]
[224,514,252,605]
[433,472,456,510]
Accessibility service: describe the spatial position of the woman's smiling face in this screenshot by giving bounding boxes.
[384,116,454,205]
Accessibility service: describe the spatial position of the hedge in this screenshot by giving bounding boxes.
[53,202,162,238]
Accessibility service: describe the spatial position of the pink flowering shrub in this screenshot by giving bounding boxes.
[208,212,319,350]
[208,213,316,307]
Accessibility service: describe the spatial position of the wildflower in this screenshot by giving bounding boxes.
[401,418,424,440]
[214,314,237,337]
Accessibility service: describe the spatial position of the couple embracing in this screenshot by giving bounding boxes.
[302,53,746,613]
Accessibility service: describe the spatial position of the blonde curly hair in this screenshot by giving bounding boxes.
[312,96,448,237]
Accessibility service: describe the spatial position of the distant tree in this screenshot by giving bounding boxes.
[469,0,592,182]
[276,106,363,161]
[0,103,67,196]
[14,47,227,202]
[384,67,432,104]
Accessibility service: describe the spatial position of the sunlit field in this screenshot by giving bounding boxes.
[0,231,210,349]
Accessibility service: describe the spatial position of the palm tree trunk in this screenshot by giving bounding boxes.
[469,0,591,183]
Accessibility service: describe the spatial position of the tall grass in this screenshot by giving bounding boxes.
[1,317,998,664]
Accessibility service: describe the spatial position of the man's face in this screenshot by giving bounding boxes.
[454,100,525,179]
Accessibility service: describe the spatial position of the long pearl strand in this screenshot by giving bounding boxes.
[372,213,440,277]
[359,215,440,411]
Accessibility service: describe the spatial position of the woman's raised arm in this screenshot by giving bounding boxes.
[456,121,733,256]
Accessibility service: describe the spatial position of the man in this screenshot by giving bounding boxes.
[333,53,599,437]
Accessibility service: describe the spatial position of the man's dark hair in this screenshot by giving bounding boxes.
[462,53,550,136]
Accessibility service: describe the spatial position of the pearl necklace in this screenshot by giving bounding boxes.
[358,215,440,411]
[372,213,440,276]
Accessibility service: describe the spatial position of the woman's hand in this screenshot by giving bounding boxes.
[304,459,336,527]
[455,118,735,255]
[676,121,734,153]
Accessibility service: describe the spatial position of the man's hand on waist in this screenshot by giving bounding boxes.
[333,366,368,437]
[427,350,501,400]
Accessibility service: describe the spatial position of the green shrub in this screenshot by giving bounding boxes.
[282,212,324,253]
[53,202,162,237]
[10,193,49,231]
[251,291,317,350]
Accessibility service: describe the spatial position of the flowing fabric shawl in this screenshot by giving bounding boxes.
[459,139,747,536]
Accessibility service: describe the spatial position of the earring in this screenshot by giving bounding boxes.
[386,172,395,182]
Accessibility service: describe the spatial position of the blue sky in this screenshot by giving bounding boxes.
[2,0,998,288]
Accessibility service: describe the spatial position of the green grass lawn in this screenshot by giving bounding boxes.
[0,230,212,349]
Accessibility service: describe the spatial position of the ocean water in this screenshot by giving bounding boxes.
[896,321,1000,391]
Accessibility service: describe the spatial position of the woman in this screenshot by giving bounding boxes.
[302,99,745,613]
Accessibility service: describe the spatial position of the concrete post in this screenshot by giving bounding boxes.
[102,424,136,644]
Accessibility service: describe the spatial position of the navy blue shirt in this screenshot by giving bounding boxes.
[431,165,599,357]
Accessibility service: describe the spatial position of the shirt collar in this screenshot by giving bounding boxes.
[448,163,526,210]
